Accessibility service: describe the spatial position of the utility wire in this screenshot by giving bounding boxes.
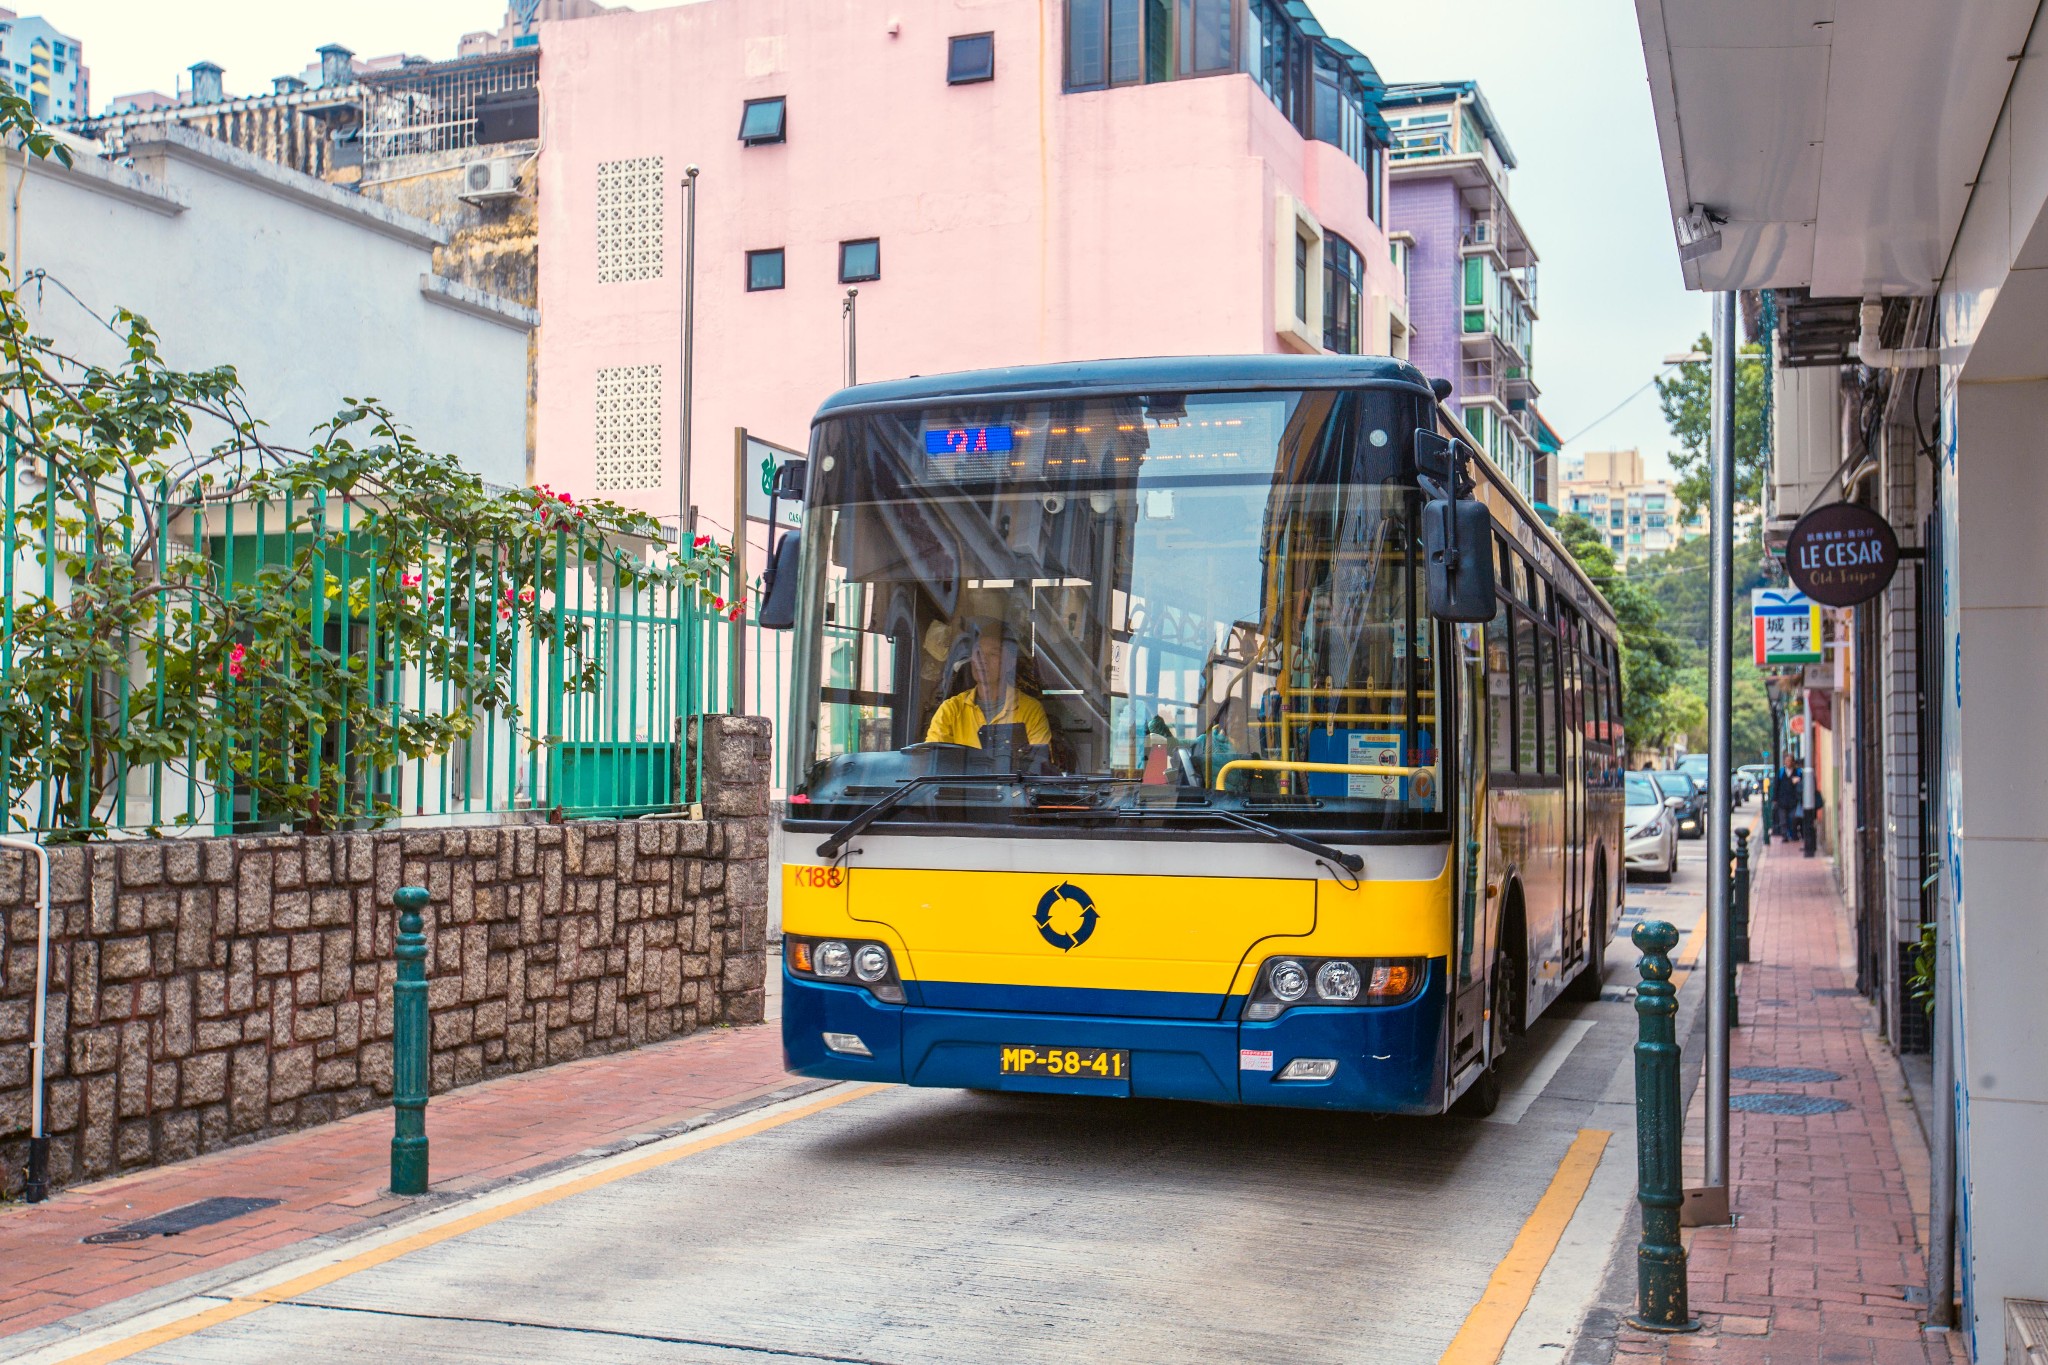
[1560,375,1662,446]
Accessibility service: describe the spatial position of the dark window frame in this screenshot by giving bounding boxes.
[1322,231,1364,355]
[839,238,881,284]
[738,96,787,146]
[745,247,786,292]
[948,32,996,84]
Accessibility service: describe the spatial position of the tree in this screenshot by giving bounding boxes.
[1554,513,1686,748]
[1652,332,1768,522]
[0,90,731,835]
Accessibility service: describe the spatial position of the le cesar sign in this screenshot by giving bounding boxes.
[1784,502,1899,607]
[1753,588,1821,666]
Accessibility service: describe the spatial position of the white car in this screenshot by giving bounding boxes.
[1625,771,1678,882]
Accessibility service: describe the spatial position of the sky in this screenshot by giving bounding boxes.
[64,0,1704,477]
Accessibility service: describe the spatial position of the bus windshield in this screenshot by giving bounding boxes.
[786,386,1446,836]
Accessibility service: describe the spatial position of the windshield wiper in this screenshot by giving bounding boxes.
[812,773,1021,860]
[1071,803,1364,874]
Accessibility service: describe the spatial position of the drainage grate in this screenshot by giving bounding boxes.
[1812,987,1862,997]
[1730,1093,1852,1116]
[82,1197,281,1245]
[1731,1066,1842,1084]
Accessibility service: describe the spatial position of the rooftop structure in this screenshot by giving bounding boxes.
[1383,79,1540,504]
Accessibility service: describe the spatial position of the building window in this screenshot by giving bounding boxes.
[1179,0,1233,75]
[1067,0,1107,87]
[1294,230,1309,324]
[1068,0,1222,89]
[595,156,664,284]
[948,33,995,84]
[739,97,786,145]
[1322,232,1363,355]
[746,248,785,291]
[839,238,880,283]
[593,364,663,492]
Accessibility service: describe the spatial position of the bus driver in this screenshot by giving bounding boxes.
[925,623,1052,748]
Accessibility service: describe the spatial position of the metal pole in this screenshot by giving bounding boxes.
[1702,289,1736,1209]
[843,288,859,386]
[1629,920,1698,1332]
[679,166,700,548]
[390,885,430,1195]
[732,427,748,712]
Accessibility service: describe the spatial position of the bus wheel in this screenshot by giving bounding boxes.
[1453,950,1513,1118]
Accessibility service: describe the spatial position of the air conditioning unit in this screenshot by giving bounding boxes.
[460,156,521,204]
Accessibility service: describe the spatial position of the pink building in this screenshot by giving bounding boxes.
[534,0,1406,554]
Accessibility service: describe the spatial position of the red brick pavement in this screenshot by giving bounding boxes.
[1610,849,1964,1364]
[0,1022,802,1341]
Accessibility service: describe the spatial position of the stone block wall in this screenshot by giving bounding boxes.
[0,715,771,1196]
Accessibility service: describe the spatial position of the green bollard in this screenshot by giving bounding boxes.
[1731,828,1752,964]
[1628,921,1699,1333]
[390,885,431,1196]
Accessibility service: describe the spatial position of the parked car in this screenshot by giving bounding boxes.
[1738,763,1773,806]
[1625,771,1679,882]
[1653,769,1706,839]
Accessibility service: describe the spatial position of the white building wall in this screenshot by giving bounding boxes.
[0,127,532,487]
[1934,30,2048,1355]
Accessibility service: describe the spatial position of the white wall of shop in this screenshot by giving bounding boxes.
[1938,38,2048,1354]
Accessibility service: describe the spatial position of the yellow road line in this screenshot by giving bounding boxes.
[1438,1127,1612,1365]
[60,1084,887,1365]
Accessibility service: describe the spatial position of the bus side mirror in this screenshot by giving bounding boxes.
[1423,498,1495,622]
[758,530,801,630]
[772,460,807,502]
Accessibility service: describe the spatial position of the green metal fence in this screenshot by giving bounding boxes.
[1,471,746,838]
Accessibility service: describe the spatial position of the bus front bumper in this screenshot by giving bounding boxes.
[780,963,1447,1115]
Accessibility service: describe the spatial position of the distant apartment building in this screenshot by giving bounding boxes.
[535,0,1407,545]
[1383,80,1548,507]
[1559,448,1702,564]
[0,9,85,121]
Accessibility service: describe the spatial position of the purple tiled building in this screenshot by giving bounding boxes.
[1383,80,1554,512]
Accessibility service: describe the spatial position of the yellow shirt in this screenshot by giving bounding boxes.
[925,687,1052,747]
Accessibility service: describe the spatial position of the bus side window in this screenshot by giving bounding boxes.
[1486,600,1514,774]
[1514,611,1540,774]
[1539,627,1559,775]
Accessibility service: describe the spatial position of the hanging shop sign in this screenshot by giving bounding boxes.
[1784,501,1899,607]
[1753,588,1822,666]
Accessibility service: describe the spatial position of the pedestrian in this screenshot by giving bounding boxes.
[1774,763,1800,840]
[1802,769,1824,857]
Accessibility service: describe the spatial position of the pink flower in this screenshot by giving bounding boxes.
[228,643,251,680]
[693,534,712,549]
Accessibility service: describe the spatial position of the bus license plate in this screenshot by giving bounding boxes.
[999,1045,1128,1079]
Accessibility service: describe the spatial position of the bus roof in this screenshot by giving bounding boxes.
[811,354,1435,420]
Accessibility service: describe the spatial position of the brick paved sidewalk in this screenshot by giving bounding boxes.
[1608,848,1963,1364]
[0,1021,803,1344]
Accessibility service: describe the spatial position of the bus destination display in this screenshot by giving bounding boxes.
[924,425,1016,456]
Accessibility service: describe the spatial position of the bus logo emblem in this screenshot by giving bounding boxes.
[1033,882,1099,952]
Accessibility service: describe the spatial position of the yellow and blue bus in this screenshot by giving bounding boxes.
[768,356,1624,1115]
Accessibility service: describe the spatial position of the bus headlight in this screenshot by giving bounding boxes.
[1268,959,1309,1002]
[1315,960,1362,1002]
[1242,956,1427,1020]
[787,936,905,1003]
